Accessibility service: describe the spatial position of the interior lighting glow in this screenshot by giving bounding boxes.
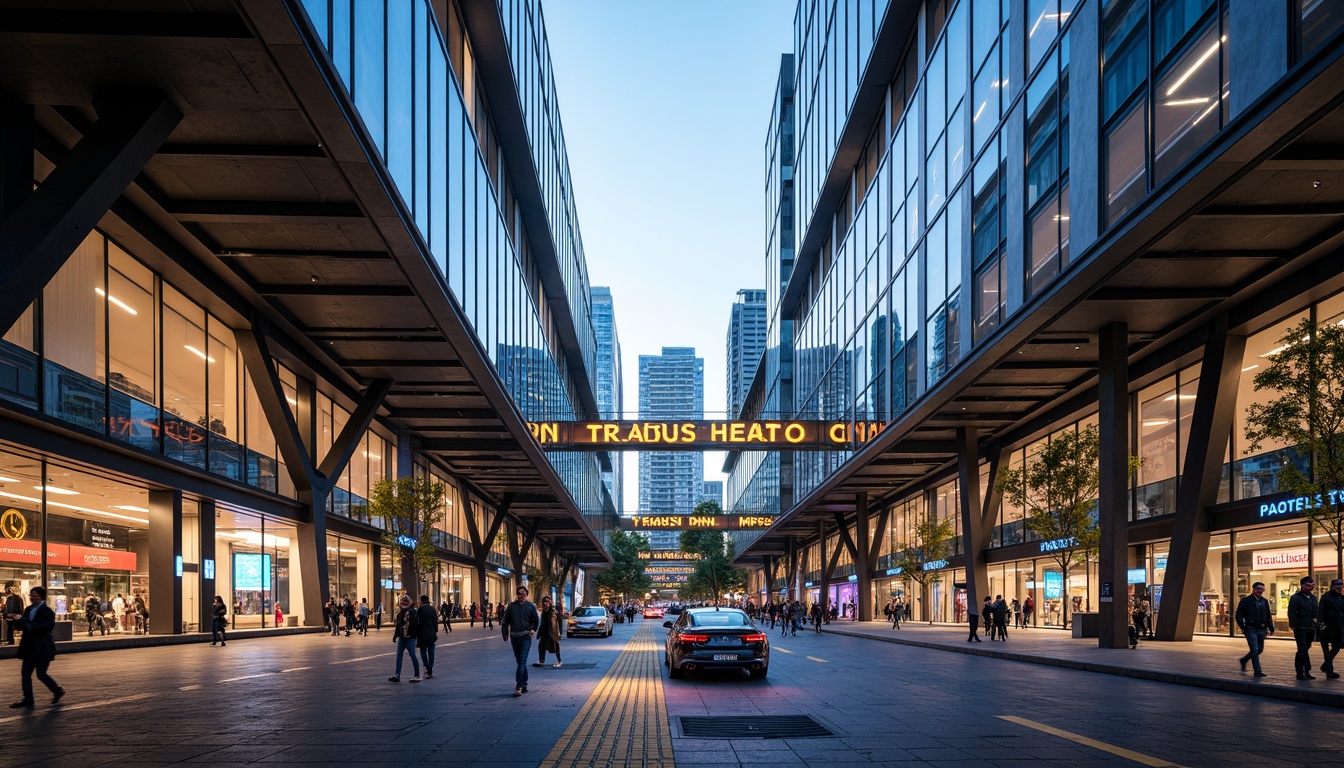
[95,287,138,315]
[1241,365,1259,372]
[35,485,79,495]
[1161,97,1211,107]
[184,345,216,363]
[0,475,19,483]
[113,505,149,513]
[1165,38,1223,97]
[973,100,987,122]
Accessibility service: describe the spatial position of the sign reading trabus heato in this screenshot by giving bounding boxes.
[527,420,884,451]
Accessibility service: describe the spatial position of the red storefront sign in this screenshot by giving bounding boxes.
[0,539,68,566]
[68,545,137,572]
[0,540,136,571]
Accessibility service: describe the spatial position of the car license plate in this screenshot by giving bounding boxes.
[713,654,737,661]
[711,636,736,645]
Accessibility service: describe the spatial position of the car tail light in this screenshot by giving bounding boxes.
[679,633,710,643]
[742,633,767,643]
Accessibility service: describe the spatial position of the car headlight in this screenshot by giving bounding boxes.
[596,620,605,626]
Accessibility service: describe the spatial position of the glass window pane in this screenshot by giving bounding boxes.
[386,0,412,196]
[1105,99,1147,224]
[972,0,1001,71]
[207,317,238,440]
[163,287,207,429]
[1155,0,1215,64]
[1103,0,1147,120]
[1302,0,1344,55]
[353,0,385,154]
[1028,193,1060,296]
[1153,23,1222,183]
[44,233,106,382]
[972,41,1001,153]
[1028,0,1058,74]
[106,243,155,404]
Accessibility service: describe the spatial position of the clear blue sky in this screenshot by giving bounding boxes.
[544,0,797,511]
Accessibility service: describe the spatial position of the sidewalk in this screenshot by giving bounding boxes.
[822,620,1344,710]
[0,625,324,659]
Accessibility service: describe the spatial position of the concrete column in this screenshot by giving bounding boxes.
[295,488,329,628]
[148,490,183,635]
[1230,1,1287,119]
[1067,0,1100,254]
[198,498,216,634]
[1158,328,1246,641]
[855,493,872,621]
[1097,322,1130,649]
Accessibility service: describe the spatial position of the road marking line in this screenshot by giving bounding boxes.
[805,656,829,663]
[773,647,795,654]
[281,666,312,672]
[0,692,153,724]
[219,673,271,683]
[180,685,201,691]
[330,652,394,664]
[997,715,1186,767]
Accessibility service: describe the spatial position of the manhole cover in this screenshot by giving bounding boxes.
[678,715,834,739]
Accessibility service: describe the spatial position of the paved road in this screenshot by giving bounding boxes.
[0,618,1336,767]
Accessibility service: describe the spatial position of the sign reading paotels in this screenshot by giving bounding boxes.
[527,420,885,451]
[620,515,777,531]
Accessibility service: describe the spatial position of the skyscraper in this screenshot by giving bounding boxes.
[726,289,769,418]
[701,481,724,508]
[639,347,704,550]
[591,287,623,512]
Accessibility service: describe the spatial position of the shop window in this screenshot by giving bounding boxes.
[1105,101,1147,223]
[106,244,156,405]
[1233,312,1311,500]
[162,286,208,469]
[43,234,107,431]
[0,304,37,408]
[1153,21,1224,184]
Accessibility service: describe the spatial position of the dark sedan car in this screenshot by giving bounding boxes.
[663,607,769,679]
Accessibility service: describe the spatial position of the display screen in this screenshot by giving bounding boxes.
[1044,571,1064,600]
[233,553,271,591]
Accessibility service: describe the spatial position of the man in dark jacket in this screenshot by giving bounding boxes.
[993,596,1010,641]
[1287,576,1319,680]
[1,583,22,644]
[416,595,439,679]
[8,586,63,708]
[1318,578,1344,679]
[1235,581,1275,676]
[500,586,539,696]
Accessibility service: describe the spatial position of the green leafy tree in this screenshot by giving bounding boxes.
[367,475,446,600]
[526,566,560,607]
[679,501,747,605]
[1245,317,1344,578]
[891,513,955,624]
[596,530,652,601]
[994,425,1141,626]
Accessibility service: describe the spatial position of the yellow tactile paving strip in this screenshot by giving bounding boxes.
[540,621,676,768]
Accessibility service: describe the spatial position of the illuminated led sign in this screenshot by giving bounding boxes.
[1258,489,1344,519]
[527,420,885,451]
[621,515,777,531]
[1039,537,1080,553]
[922,559,949,571]
[638,550,702,561]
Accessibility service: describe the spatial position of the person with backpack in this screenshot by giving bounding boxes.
[210,596,228,647]
[416,595,439,679]
[388,595,421,683]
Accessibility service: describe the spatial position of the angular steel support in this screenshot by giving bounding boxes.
[0,89,180,335]
[855,493,872,621]
[1,96,34,221]
[1158,327,1246,641]
[1097,322,1131,648]
[818,519,830,615]
[957,426,990,624]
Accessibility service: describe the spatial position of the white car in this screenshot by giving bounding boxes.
[566,605,614,638]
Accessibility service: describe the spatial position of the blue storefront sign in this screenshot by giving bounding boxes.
[1039,537,1079,553]
[1044,571,1064,599]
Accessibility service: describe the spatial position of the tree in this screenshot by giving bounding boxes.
[890,513,954,624]
[366,475,446,600]
[596,530,652,602]
[994,425,1141,627]
[526,566,561,607]
[679,501,747,605]
[1245,316,1344,578]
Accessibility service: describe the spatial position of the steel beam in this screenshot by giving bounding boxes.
[0,89,180,334]
[1158,327,1246,641]
[957,427,989,628]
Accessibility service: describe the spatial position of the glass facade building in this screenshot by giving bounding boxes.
[638,348,705,551]
[591,286,624,513]
[0,0,613,644]
[737,0,1344,638]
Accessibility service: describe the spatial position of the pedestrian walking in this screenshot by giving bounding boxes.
[388,595,420,683]
[484,599,495,629]
[1318,578,1344,679]
[439,599,453,634]
[84,594,105,637]
[1288,576,1319,680]
[343,598,355,637]
[810,602,823,634]
[8,586,63,708]
[358,598,370,636]
[534,595,563,668]
[416,595,438,679]
[1022,595,1034,627]
[210,596,228,647]
[789,600,803,636]
[892,598,903,629]
[500,586,539,697]
[982,596,996,639]
[1235,581,1274,677]
[469,601,479,628]
[993,595,1009,641]
[778,602,789,637]
[374,601,384,632]
[326,595,339,636]
[967,605,982,643]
